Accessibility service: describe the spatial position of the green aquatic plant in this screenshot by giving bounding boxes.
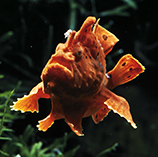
[18,0,64,3]
[0,81,79,156]
[0,0,147,156]
[0,81,24,156]
[1,125,80,157]
[68,0,138,29]
[0,90,14,156]
[96,142,119,157]
[0,0,139,87]
[0,31,14,43]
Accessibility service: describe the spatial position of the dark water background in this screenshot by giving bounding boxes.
[0,0,158,156]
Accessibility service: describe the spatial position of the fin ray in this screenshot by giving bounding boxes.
[93,21,119,55]
[92,105,111,124]
[65,118,84,136]
[11,82,50,113]
[96,86,137,128]
[106,54,145,89]
[37,113,54,131]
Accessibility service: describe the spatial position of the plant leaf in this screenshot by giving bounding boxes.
[0,150,9,156]
[0,136,12,141]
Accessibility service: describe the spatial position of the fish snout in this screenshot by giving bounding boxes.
[49,52,74,79]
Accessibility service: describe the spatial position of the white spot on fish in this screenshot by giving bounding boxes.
[106,73,110,79]
[64,29,73,38]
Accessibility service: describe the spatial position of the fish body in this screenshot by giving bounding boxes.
[11,16,145,136]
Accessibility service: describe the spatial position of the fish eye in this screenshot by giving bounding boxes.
[74,50,82,62]
[77,51,82,57]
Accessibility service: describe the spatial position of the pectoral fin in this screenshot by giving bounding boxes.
[106,54,145,89]
[11,82,50,113]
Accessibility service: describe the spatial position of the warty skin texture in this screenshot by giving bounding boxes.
[11,16,145,136]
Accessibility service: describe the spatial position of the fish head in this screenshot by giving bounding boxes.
[41,17,118,98]
[41,31,106,98]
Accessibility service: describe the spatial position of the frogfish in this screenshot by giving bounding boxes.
[11,16,145,136]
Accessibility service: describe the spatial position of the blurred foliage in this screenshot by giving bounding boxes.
[0,90,14,156]
[1,125,80,157]
[0,0,140,86]
[0,0,158,156]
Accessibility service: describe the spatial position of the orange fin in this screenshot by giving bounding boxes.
[65,111,84,136]
[96,86,137,128]
[73,16,101,59]
[75,16,96,41]
[62,102,86,136]
[66,119,84,136]
[37,99,64,132]
[93,19,119,56]
[11,82,50,113]
[37,113,54,131]
[106,54,145,89]
[92,105,111,124]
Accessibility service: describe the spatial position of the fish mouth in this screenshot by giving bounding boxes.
[51,61,73,80]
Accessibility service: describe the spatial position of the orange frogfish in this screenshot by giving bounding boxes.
[11,16,145,136]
